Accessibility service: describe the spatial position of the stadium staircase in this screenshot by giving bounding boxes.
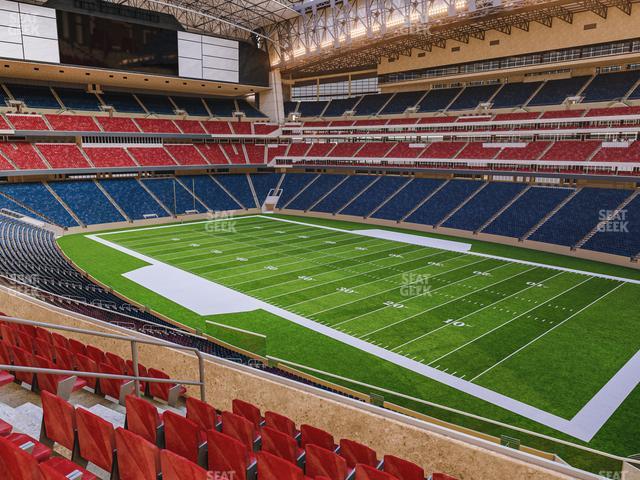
[520,188,582,241]
[135,179,173,217]
[94,182,131,223]
[43,183,83,228]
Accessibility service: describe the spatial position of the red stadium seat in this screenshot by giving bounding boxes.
[257,450,312,480]
[305,444,351,480]
[34,339,54,363]
[163,410,206,465]
[161,449,209,480]
[207,428,255,480]
[98,362,134,404]
[261,425,304,465]
[34,355,86,399]
[186,396,219,432]
[86,345,106,365]
[40,390,77,452]
[233,398,264,428]
[124,359,147,394]
[53,347,75,371]
[114,427,160,480]
[221,410,258,451]
[148,368,186,406]
[5,433,51,462]
[0,419,11,437]
[301,424,337,451]
[383,455,425,480]
[76,408,116,474]
[265,410,299,439]
[125,395,163,445]
[10,345,35,386]
[75,353,99,392]
[0,436,96,480]
[356,464,400,480]
[340,438,378,469]
[51,333,69,351]
[105,352,127,373]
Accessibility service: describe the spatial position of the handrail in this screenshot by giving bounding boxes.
[267,355,640,468]
[0,315,206,401]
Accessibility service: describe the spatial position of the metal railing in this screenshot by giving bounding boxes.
[0,315,206,403]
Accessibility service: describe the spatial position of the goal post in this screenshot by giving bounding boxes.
[205,320,267,357]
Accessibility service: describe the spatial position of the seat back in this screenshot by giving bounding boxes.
[125,395,161,444]
[34,355,62,394]
[207,429,249,480]
[356,464,399,480]
[305,444,349,480]
[14,330,34,352]
[301,424,336,451]
[163,410,201,463]
[11,345,35,384]
[257,450,305,480]
[221,411,256,451]
[75,354,98,389]
[0,325,16,345]
[340,438,378,469]
[86,345,106,365]
[67,339,86,357]
[383,455,424,480]
[34,327,52,344]
[0,340,11,364]
[0,435,41,480]
[53,347,74,371]
[115,427,160,480]
[51,332,69,351]
[148,368,172,401]
[106,352,126,373]
[261,426,299,465]
[160,449,208,480]
[34,338,54,362]
[76,408,116,473]
[265,411,296,438]
[98,362,123,399]
[41,391,76,451]
[186,397,218,432]
[232,398,262,429]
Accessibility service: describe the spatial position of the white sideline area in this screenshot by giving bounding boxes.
[88,215,640,442]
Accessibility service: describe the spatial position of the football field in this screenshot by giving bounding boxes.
[61,214,640,456]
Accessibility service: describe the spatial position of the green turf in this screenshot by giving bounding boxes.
[57,214,640,474]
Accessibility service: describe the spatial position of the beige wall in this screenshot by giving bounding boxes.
[0,284,596,480]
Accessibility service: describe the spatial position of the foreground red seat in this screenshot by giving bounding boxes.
[115,427,160,480]
[383,455,425,480]
[257,450,313,480]
[125,395,163,445]
[39,391,77,454]
[75,354,99,392]
[186,396,218,432]
[161,449,208,480]
[163,410,206,466]
[356,464,400,480]
[99,362,134,405]
[233,398,264,429]
[222,410,259,451]
[0,418,12,437]
[265,411,299,439]
[305,444,351,480]
[340,438,379,469]
[148,368,186,406]
[34,355,86,400]
[10,345,35,386]
[75,408,116,475]
[262,425,304,466]
[207,429,255,480]
[301,424,337,452]
[0,435,96,480]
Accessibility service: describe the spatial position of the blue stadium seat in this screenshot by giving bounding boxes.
[99,91,145,113]
[250,173,282,206]
[490,82,542,109]
[141,178,207,215]
[443,182,526,231]
[583,195,640,258]
[49,181,125,225]
[0,86,8,107]
[0,191,48,222]
[236,99,267,118]
[527,76,590,106]
[100,179,169,220]
[417,87,461,113]
[372,178,444,221]
[278,173,318,207]
[341,176,410,217]
[353,94,393,116]
[447,84,500,111]
[311,175,377,213]
[6,84,60,109]
[214,174,256,208]
[179,175,242,212]
[206,98,237,117]
[284,101,299,116]
[55,87,102,111]
[483,186,574,239]
[530,188,630,246]
[0,183,78,227]
[298,101,329,117]
[137,94,176,115]
[406,180,483,226]
[286,174,346,210]
[322,97,360,117]
[582,70,640,103]
[171,96,209,116]
[379,91,425,115]
[626,80,640,100]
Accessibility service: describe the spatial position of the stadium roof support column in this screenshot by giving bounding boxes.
[260,68,285,123]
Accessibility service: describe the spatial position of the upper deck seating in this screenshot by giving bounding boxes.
[203,121,232,135]
[174,120,206,134]
[353,93,393,116]
[6,84,59,109]
[592,141,640,162]
[84,147,137,168]
[457,142,501,159]
[385,143,424,158]
[45,114,99,132]
[323,97,360,117]
[100,91,145,113]
[417,88,461,112]
[491,81,542,109]
[0,143,48,170]
[421,142,466,159]
[237,99,267,118]
[128,147,177,167]
[448,84,500,111]
[541,141,601,161]
[164,145,208,165]
[355,142,394,157]
[95,116,140,133]
[298,101,329,117]
[284,101,299,116]
[6,115,50,131]
[206,98,237,117]
[379,91,425,115]
[581,70,640,103]
[137,94,176,115]
[496,142,551,161]
[195,144,229,164]
[55,87,101,111]
[36,144,91,169]
[231,122,253,135]
[527,76,590,106]
[134,118,180,134]
[171,96,209,116]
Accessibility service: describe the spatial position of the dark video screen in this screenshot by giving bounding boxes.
[56,11,178,75]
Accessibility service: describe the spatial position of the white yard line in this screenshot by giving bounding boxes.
[470,282,625,382]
